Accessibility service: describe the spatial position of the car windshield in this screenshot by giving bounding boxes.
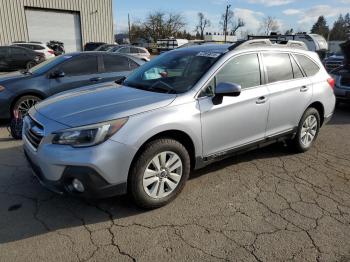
[123,49,222,94]
[27,55,73,74]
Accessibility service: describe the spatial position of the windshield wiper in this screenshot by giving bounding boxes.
[149,81,177,94]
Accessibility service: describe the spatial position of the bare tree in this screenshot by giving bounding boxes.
[143,11,186,41]
[195,12,211,40]
[231,18,245,35]
[260,16,280,35]
[219,8,245,37]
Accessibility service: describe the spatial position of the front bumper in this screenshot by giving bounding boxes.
[24,150,127,198]
[22,114,137,198]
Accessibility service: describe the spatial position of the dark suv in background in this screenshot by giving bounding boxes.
[0,46,45,72]
[0,52,144,121]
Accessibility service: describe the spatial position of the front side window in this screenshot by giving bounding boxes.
[216,53,261,89]
[294,54,320,77]
[264,53,293,84]
[124,50,221,94]
[59,55,98,76]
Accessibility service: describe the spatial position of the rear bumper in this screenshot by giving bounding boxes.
[334,86,350,102]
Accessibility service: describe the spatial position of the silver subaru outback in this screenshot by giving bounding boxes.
[23,40,336,209]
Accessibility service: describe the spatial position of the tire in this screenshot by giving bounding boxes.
[129,138,191,209]
[26,61,36,70]
[10,95,41,139]
[289,108,321,153]
[12,95,41,118]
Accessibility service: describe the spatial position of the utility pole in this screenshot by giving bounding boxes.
[128,13,131,43]
[224,4,231,42]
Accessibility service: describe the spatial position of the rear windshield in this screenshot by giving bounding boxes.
[124,50,222,94]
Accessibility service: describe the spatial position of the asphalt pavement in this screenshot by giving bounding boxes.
[0,105,350,262]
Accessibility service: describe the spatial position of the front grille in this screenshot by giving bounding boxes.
[25,117,44,149]
[340,76,350,87]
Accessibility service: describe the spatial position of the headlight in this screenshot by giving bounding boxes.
[0,85,5,92]
[52,118,128,147]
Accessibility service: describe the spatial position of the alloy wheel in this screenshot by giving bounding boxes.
[142,151,183,199]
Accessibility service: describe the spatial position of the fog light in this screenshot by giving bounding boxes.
[72,179,85,193]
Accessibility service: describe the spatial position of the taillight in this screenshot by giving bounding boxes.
[327,78,335,89]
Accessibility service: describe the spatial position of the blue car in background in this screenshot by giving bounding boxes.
[0,52,144,121]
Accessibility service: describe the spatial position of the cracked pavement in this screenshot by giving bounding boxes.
[0,105,350,262]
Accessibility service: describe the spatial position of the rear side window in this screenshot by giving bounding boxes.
[0,48,8,56]
[33,45,45,50]
[264,53,293,83]
[138,48,147,54]
[295,54,320,77]
[130,47,139,54]
[119,47,130,54]
[60,56,98,76]
[103,55,130,72]
[10,47,30,56]
[216,53,261,89]
[290,55,304,79]
[129,59,139,70]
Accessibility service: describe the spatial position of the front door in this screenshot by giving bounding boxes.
[198,53,270,156]
[48,54,101,96]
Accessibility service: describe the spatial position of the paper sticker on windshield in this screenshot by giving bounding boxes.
[196,52,221,58]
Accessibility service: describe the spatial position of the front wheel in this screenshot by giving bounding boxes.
[289,108,320,153]
[129,138,191,209]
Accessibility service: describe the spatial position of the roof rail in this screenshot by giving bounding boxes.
[228,39,308,51]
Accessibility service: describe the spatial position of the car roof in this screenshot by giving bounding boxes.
[61,51,144,64]
[171,44,231,54]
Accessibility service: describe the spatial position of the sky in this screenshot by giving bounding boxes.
[112,0,350,37]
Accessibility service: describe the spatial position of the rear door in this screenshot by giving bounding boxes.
[262,52,312,137]
[0,47,9,70]
[100,54,133,82]
[8,47,32,69]
[48,54,100,95]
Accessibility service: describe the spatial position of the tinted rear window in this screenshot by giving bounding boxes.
[295,54,320,77]
[103,55,130,72]
[263,53,293,84]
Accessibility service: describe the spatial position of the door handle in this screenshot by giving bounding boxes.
[300,86,309,92]
[256,96,267,104]
[90,77,102,82]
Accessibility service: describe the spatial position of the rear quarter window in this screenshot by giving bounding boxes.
[294,54,320,77]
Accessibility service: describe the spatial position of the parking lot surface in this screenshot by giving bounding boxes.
[0,105,350,262]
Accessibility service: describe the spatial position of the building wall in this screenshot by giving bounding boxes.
[0,0,114,47]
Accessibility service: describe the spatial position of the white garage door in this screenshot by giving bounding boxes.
[25,9,82,52]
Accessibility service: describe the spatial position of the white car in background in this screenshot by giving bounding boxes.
[12,42,55,60]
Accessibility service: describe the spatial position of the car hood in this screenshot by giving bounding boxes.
[35,83,176,127]
[0,71,32,84]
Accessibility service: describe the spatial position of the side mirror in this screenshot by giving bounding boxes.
[50,70,65,78]
[115,76,126,85]
[213,82,242,105]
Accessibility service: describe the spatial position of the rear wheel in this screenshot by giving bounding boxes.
[129,138,190,209]
[26,61,36,70]
[289,108,320,153]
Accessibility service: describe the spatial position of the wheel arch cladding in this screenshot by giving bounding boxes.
[308,101,324,126]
